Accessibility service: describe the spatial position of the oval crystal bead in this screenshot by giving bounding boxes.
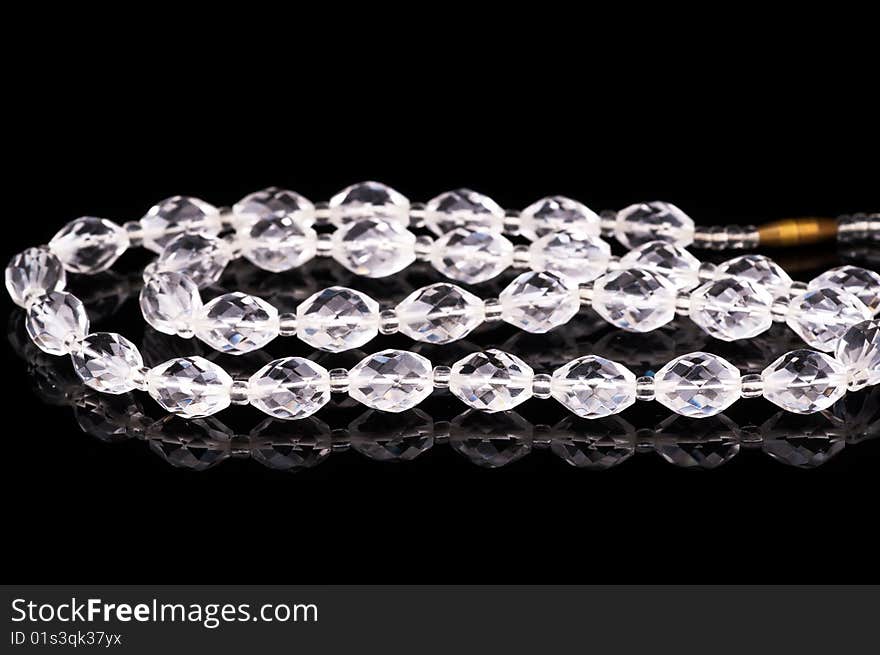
[430,228,514,283]
[591,268,677,332]
[147,356,233,418]
[518,196,601,241]
[49,217,129,274]
[836,320,880,387]
[195,292,280,355]
[619,240,701,290]
[25,291,89,355]
[689,278,774,341]
[71,332,144,394]
[550,355,637,418]
[499,271,580,333]
[808,265,880,314]
[139,271,202,336]
[654,352,741,418]
[248,357,331,420]
[785,288,872,351]
[714,254,793,299]
[155,233,231,289]
[328,181,410,228]
[330,217,416,278]
[449,349,534,412]
[613,201,695,249]
[396,283,485,344]
[295,286,380,352]
[139,196,222,253]
[424,188,505,236]
[6,247,66,308]
[761,349,846,414]
[348,349,434,412]
[238,215,317,272]
[232,186,315,230]
[528,232,611,284]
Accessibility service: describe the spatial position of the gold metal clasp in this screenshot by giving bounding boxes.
[757,217,838,247]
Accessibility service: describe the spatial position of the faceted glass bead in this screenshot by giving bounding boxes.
[348,349,433,412]
[528,233,611,284]
[654,352,741,418]
[349,409,434,462]
[424,188,505,236]
[147,356,233,418]
[25,291,89,355]
[195,292,280,355]
[49,217,129,274]
[6,247,66,308]
[139,271,202,336]
[295,286,380,352]
[232,186,315,230]
[139,196,222,253]
[248,357,331,420]
[71,332,144,394]
[550,416,636,469]
[689,278,774,341]
[835,320,880,386]
[518,195,601,241]
[330,217,416,278]
[239,215,317,272]
[449,410,533,468]
[430,228,513,283]
[498,271,580,333]
[328,181,410,228]
[449,349,534,412]
[550,355,637,418]
[785,288,872,351]
[591,268,677,332]
[619,240,701,290]
[613,201,695,249]
[147,416,233,470]
[396,283,485,344]
[762,349,847,414]
[714,254,793,299]
[155,233,231,289]
[809,265,880,314]
[249,417,332,471]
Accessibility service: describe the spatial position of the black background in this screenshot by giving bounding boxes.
[3,44,878,585]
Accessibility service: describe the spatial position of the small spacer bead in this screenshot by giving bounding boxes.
[132,366,151,392]
[409,202,426,228]
[329,368,350,394]
[414,234,434,260]
[771,296,791,322]
[379,308,399,335]
[483,298,503,322]
[512,244,531,268]
[503,209,521,235]
[315,233,333,257]
[578,282,594,305]
[279,312,297,336]
[432,365,451,388]
[636,375,655,402]
[740,373,764,398]
[313,202,331,225]
[123,221,144,248]
[697,261,717,283]
[675,290,692,316]
[230,378,250,405]
[599,210,617,236]
[787,280,808,297]
[175,323,195,339]
[532,373,552,399]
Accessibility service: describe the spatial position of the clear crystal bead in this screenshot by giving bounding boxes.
[636,376,655,401]
[740,373,764,398]
[147,356,233,418]
[654,352,741,418]
[619,240,701,290]
[295,286,380,352]
[528,233,611,284]
[449,410,533,468]
[155,233,230,289]
[71,332,144,394]
[328,181,410,228]
[250,417,332,471]
[835,320,880,387]
[809,265,880,314]
[430,228,513,283]
[550,355,637,418]
[785,288,872,351]
[396,283,485,344]
[498,271,580,333]
[518,196,601,241]
[5,247,66,308]
[689,278,774,341]
[248,357,331,420]
[25,291,89,355]
[449,349,534,412]
[49,217,129,274]
[424,188,505,236]
[591,268,677,332]
[147,416,233,470]
[714,254,793,299]
[330,217,416,278]
[349,410,434,462]
[762,349,847,414]
[654,420,741,469]
[139,271,202,337]
[139,196,222,253]
[195,292,280,354]
[238,215,317,272]
[613,201,695,249]
[232,186,316,230]
[348,349,434,412]
[550,417,636,469]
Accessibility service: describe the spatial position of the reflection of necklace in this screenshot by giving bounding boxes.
[6,184,880,422]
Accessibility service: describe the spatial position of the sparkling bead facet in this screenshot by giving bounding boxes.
[71,332,144,394]
[689,278,774,341]
[238,215,317,272]
[424,188,505,236]
[139,271,202,336]
[591,268,677,332]
[147,356,233,418]
[551,355,637,418]
[195,292,280,355]
[328,181,410,228]
[714,254,793,299]
[232,187,316,230]
[248,357,331,420]
[619,240,701,290]
[139,196,222,253]
[785,288,872,351]
[49,217,129,274]
[25,291,89,355]
[654,352,741,418]
[331,217,416,278]
[155,233,230,289]
[835,320,880,386]
[396,283,485,344]
[498,271,580,333]
[518,196,601,241]
[449,349,534,412]
[6,247,66,308]
[528,233,611,284]
[762,349,847,414]
[613,201,695,249]
[295,286,380,352]
[348,349,434,412]
[429,228,513,283]
[808,265,880,314]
